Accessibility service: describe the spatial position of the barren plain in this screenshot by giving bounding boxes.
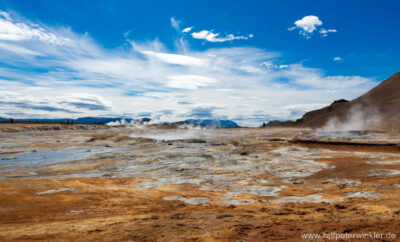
[1,124,400,241]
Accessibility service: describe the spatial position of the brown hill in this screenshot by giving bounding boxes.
[296,72,400,130]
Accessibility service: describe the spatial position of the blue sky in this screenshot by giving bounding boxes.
[0,0,398,126]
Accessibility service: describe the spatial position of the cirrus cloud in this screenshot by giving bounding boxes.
[191,30,253,42]
[0,11,374,126]
[0,11,72,45]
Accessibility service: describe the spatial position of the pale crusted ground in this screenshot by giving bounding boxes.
[0,125,400,241]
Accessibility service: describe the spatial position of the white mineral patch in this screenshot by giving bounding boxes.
[239,185,283,197]
[326,179,361,186]
[262,159,334,178]
[221,199,256,205]
[136,178,203,188]
[37,188,77,195]
[248,177,269,183]
[163,196,209,205]
[366,160,400,165]
[347,191,382,198]
[223,192,242,199]
[68,210,83,214]
[307,186,324,191]
[251,147,336,178]
[216,186,283,206]
[273,194,339,204]
[368,169,400,177]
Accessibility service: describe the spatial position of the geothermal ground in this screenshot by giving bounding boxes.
[1,124,400,241]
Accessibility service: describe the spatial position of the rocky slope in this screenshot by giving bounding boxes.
[298,72,400,129]
[266,72,400,129]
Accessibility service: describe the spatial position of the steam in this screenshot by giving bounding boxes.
[106,118,231,130]
[106,119,224,141]
[106,119,128,126]
[106,119,154,129]
[318,104,383,132]
[129,129,202,141]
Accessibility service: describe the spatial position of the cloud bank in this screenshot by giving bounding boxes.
[0,11,374,126]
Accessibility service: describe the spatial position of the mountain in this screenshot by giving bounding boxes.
[0,116,238,127]
[295,99,350,127]
[296,72,400,129]
[0,118,67,123]
[172,119,239,128]
[263,120,297,127]
[0,117,150,124]
[74,117,133,124]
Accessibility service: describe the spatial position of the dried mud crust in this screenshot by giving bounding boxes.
[0,127,400,241]
[0,177,399,241]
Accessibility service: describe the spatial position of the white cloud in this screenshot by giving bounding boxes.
[170,17,180,32]
[141,50,206,67]
[191,30,252,42]
[261,61,277,70]
[0,11,72,45]
[333,57,342,61]
[320,28,337,37]
[182,27,193,33]
[293,15,322,33]
[0,42,41,55]
[0,90,112,118]
[289,15,337,38]
[0,11,11,21]
[281,64,368,89]
[0,11,374,127]
[166,75,218,89]
[261,62,288,71]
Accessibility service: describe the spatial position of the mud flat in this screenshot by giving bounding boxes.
[0,124,400,241]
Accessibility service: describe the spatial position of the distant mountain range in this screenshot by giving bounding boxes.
[0,116,239,128]
[0,117,150,124]
[171,119,239,128]
[74,117,150,124]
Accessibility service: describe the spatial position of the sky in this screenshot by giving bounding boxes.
[0,0,399,126]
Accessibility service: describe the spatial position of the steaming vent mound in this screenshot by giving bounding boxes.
[297,72,400,131]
